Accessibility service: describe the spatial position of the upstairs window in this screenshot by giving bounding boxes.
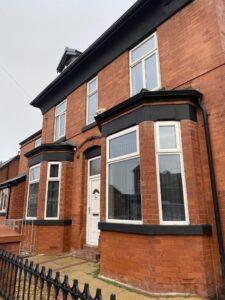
[130,33,161,95]
[35,137,42,148]
[0,189,9,213]
[87,77,98,125]
[155,122,189,224]
[26,164,40,219]
[45,162,61,219]
[107,126,142,223]
[54,100,67,141]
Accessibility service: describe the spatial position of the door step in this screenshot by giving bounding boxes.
[73,245,100,262]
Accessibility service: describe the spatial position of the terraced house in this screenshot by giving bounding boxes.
[1,0,225,298]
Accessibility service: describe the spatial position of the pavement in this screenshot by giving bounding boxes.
[29,254,202,300]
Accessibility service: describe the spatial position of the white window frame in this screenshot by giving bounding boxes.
[0,188,9,213]
[34,137,42,148]
[44,162,61,220]
[129,32,161,96]
[155,121,189,225]
[86,77,98,125]
[106,126,142,224]
[26,164,40,220]
[54,99,67,141]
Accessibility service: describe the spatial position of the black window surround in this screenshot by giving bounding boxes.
[95,90,201,137]
[98,222,212,236]
[23,219,72,226]
[25,143,76,167]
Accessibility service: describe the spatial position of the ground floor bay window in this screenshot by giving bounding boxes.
[0,188,9,213]
[45,162,61,219]
[155,121,189,224]
[107,126,142,222]
[26,164,40,218]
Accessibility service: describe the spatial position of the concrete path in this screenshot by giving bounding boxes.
[29,254,202,300]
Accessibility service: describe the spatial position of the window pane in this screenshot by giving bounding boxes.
[56,101,66,115]
[158,155,186,221]
[131,62,143,95]
[109,131,137,159]
[131,36,156,62]
[55,115,60,140]
[27,182,39,218]
[46,181,59,218]
[88,79,97,94]
[159,126,177,149]
[90,158,101,176]
[88,92,98,124]
[30,166,40,181]
[145,54,158,90]
[50,164,59,178]
[59,113,66,137]
[108,158,141,221]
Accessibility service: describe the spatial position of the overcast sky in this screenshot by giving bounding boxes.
[0,0,136,163]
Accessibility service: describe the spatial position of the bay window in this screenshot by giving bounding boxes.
[0,188,9,213]
[45,162,61,219]
[155,122,189,224]
[26,164,40,219]
[87,77,98,125]
[130,33,161,96]
[107,127,142,223]
[54,100,67,141]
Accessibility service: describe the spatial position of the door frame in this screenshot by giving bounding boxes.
[86,156,101,246]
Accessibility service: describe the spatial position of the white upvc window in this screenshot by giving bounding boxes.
[130,33,161,96]
[86,77,98,125]
[106,126,142,224]
[44,162,61,220]
[155,121,189,225]
[54,100,67,141]
[35,137,42,148]
[26,164,40,219]
[0,188,9,212]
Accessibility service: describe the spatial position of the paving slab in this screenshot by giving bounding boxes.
[28,254,202,300]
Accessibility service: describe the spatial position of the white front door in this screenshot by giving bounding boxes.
[87,157,101,246]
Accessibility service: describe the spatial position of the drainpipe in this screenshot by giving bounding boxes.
[6,185,11,220]
[197,97,225,287]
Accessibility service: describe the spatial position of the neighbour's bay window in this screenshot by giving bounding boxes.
[130,33,161,96]
[87,77,98,125]
[155,122,189,224]
[45,162,61,219]
[54,100,67,141]
[0,188,9,213]
[26,164,40,219]
[107,126,142,223]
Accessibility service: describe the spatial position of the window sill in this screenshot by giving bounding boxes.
[82,122,97,132]
[22,219,72,226]
[98,222,212,236]
[0,212,6,216]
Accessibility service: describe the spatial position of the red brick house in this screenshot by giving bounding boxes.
[1,0,225,297]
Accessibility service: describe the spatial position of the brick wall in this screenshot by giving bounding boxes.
[0,157,19,183]
[8,181,26,220]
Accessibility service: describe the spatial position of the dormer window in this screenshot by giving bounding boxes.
[54,100,67,141]
[86,77,98,125]
[130,33,161,96]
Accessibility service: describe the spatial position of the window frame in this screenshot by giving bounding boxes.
[54,99,67,142]
[26,164,40,220]
[86,76,98,126]
[35,137,42,148]
[129,32,161,96]
[44,162,62,220]
[106,126,142,224]
[155,121,189,225]
[0,188,9,213]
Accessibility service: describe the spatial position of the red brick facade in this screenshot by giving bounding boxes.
[1,0,225,297]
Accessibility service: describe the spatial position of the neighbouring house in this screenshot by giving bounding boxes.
[1,0,225,297]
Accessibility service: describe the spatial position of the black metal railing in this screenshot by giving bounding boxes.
[0,250,116,300]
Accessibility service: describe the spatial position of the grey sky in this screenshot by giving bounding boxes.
[0,0,136,162]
